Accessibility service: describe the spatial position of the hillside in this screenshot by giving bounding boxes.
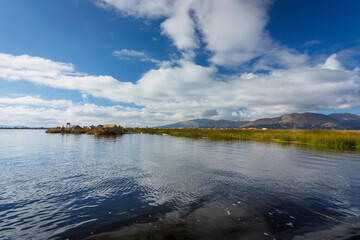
[244,113,341,129]
[329,113,360,125]
[158,119,249,129]
[157,113,360,130]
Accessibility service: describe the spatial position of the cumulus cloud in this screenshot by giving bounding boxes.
[0,52,359,125]
[160,0,198,50]
[318,54,344,71]
[96,0,308,68]
[192,0,270,66]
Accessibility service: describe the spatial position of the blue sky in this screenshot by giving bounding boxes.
[0,0,359,127]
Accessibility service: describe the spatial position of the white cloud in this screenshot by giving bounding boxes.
[0,53,134,102]
[1,52,359,125]
[0,53,73,73]
[95,0,174,18]
[113,49,165,65]
[0,105,66,127]
[193,0,270,66]
[318,54,344,71]
[250,44,309,71]
[113,49,148,58]
[0,96,176,127]
[160,0,198,50]
[96,0,307,68]
[0,96,72,108]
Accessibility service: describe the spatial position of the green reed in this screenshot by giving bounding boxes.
[131,128,360,151]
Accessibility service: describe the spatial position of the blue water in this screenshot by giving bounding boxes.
[0,130,359,239]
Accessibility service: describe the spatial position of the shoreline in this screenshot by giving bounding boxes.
[130,128,360,151]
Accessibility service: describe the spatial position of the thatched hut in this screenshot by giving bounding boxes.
[72,125,82,130]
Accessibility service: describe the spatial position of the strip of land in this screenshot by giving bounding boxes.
[131,128,360,151]
[46,125,126,136]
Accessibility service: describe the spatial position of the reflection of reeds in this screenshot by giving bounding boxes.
[131,128,360,151]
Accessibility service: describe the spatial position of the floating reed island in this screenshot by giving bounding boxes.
[131,128,360,151]
[46,124,126,136]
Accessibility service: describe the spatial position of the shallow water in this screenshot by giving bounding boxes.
[0,130,359,239]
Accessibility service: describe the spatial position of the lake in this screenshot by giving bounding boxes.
[0,130,359,239]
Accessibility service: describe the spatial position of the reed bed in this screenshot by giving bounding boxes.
[132,128,360,151]
[46,127,126,136]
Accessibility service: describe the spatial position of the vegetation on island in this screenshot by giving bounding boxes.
[131,128,360,151]
[46,125,126,136]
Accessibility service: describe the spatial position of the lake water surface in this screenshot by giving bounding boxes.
[0,130,359,239]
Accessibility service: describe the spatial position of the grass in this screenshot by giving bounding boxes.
[131,128,360,151]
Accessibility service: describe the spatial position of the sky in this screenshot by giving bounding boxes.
[0,0,360,127]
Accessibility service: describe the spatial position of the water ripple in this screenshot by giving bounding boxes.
[0,131,359,239]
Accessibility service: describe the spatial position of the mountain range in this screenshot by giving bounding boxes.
[157,113,360,130]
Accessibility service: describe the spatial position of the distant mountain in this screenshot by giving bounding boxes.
[158,119,213,128]
[0,125,27,128]
[329,113,360,124]
[244,113,341,129]
[158,119,249,129]
[157,113,360,130]
[211,119,250,128]
[328,113,360,130]
[0,126,47,129]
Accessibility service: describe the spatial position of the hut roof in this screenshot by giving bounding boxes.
[103,124,117,128]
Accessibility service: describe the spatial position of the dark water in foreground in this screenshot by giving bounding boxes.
[0,130,359,240]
